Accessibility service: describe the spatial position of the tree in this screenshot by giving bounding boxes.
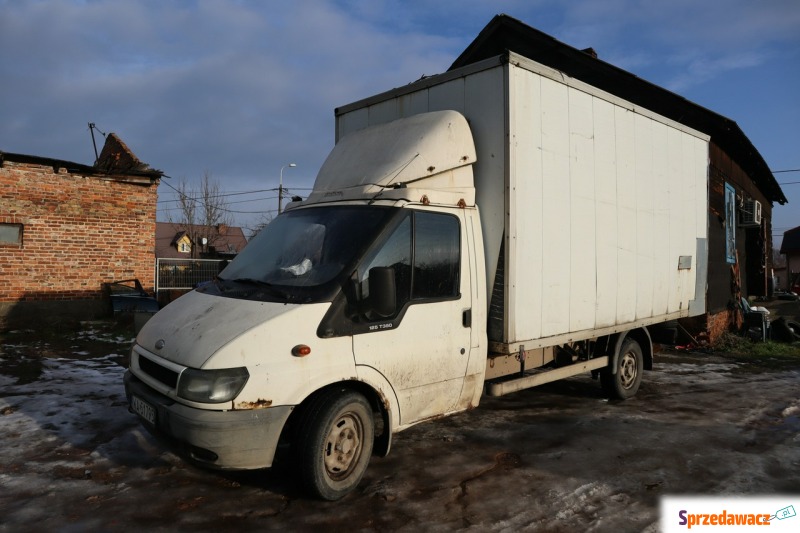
[171,172,233,258]
[245,212,273,240]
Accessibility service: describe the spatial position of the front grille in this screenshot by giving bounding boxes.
[139,354,179,388]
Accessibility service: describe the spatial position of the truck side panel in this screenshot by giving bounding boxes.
[508,65,544,340]
[537,75,572,337]
[634,112,655,320]
[613,103,638,326]
[507,60,708,348]
[593,97,619,328]
[568,86,598,333]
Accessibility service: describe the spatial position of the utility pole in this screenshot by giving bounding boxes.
[278,163,297,214]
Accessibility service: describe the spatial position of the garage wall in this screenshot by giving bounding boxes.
[0,157,159,325]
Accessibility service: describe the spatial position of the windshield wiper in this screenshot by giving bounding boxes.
[225,277,296,299]
[228,277,272,286]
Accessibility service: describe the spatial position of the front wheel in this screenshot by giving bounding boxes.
[601,338,643,400]
[297,389,374,500]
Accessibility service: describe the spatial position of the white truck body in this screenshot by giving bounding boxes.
[125,52,709,500]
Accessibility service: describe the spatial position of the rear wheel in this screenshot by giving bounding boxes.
[297,389,374,500]
[601,338,643,400]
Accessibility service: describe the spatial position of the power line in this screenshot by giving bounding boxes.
[159,193,280,206]
[158,204,279,216]
[157,176,311,226]
[157,185,280,204]
[156,184,313,205]
[226,195,279,206]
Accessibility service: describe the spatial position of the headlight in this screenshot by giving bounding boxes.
[177,367,249,403]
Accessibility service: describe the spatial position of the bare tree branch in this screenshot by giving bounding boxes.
[173,172,233,258]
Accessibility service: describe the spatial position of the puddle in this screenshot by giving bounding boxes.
[0,352,44,384]
[0,321,134,383]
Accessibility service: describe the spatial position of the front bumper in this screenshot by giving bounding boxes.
[124,370,293,470]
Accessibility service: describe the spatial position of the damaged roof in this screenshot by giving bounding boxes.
[450,14,787,205]
[1,132,162,183]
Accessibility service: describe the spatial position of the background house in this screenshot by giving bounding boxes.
[780,225,800,292]
[0,134,161,327]
[155,222,247,260]
[448,15,787,342]
[154,221,247,303]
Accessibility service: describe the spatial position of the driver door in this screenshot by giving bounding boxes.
[353,209,472,426]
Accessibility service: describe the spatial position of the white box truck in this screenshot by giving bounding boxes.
[125,52,709,500]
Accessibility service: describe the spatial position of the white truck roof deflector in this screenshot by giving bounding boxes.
[302,110,477,207]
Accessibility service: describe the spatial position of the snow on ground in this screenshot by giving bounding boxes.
[1,327,799,532]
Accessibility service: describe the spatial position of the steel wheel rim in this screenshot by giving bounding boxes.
[619,352,638,389]
[323,412,364,480]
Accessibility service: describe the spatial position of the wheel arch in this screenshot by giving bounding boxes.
[281,380,393,458]
[606,327,653,373]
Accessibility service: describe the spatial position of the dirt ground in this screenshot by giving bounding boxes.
[1,319,799,532]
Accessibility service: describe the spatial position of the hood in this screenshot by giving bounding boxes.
[136,290,324,368]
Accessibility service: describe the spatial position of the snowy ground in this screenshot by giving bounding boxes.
[1,323,799,532]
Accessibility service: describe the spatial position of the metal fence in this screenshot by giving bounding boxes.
[155,258,228,299]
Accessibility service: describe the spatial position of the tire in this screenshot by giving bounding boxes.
[297,389,374,501]
[601,338,644,400]
[771,318,800,343]
[786,320,800,341]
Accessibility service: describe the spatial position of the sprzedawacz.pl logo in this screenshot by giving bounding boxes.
[678,510,771,529]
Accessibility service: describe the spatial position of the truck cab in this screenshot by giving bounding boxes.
[125,111,487,500]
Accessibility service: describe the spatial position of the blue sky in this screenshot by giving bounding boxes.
[1,0,798,246]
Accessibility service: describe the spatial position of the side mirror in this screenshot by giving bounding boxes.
[368,266,396,318]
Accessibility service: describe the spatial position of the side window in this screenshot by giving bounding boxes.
[357,211,461,323]
[359,216,412,316]
[412,212,460,299]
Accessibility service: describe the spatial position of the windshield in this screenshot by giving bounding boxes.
[207,205,396,302]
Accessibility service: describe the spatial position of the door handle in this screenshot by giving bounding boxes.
[462,308,472,328]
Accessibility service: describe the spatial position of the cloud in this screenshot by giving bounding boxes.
[2,0,798,230]
[1,2,453,175]
[665,50,769,92]
[546,0,800,92]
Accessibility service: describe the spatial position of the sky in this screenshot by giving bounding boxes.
[1,0,799,245]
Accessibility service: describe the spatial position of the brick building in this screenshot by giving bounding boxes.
[0,134,162,327]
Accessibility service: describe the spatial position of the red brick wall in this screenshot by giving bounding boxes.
[0,160,158,304]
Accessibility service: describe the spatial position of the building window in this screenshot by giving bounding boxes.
[724,183,736,264]
[0,223,23,246]
[179,242,191,253]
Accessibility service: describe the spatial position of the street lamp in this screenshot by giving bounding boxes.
[278,163,297,214]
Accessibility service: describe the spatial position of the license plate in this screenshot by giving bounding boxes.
[131,395,156,425]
